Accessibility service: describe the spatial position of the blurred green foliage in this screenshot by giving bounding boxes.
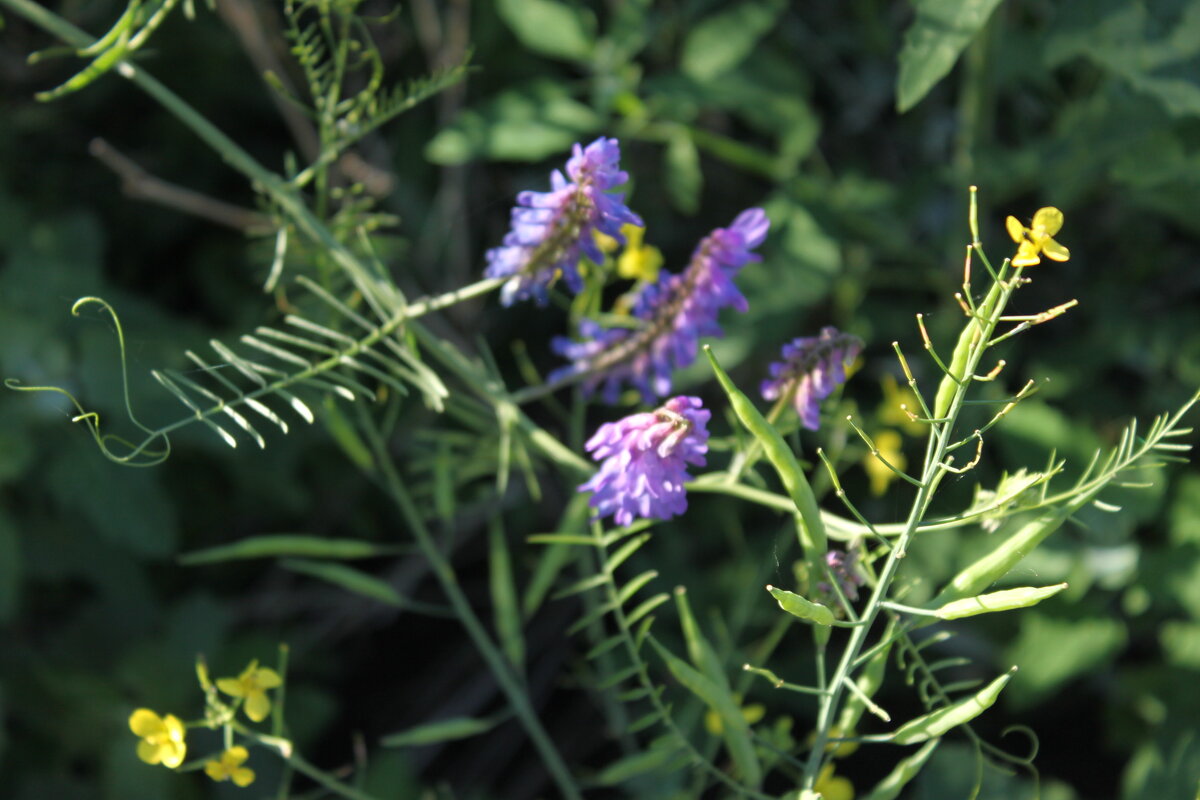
[1,1,1198,798]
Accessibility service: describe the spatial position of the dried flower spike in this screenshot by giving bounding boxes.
[579,396,711,525]
[486,137,642,306]
[761,327,863,430]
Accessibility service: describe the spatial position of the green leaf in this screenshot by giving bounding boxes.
[1005,614,1125,709]
[281,559,405,607]
[591,740,681,786]
[895,0,1004,113]
[665,129,702,215]
[649,638,762,787]
[381,714,504,747]
[1160,621,1200,669]
[681,0,786,81]
[0,510,19,624]
[495,0,595,61]
[489,519,525,669]
[180,535,395,564]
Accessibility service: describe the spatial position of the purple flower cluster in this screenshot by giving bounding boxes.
[579,396,711,526]
[550,208,770,402]
[818,549,864,603]
[760,327,862,431]
[485,138,642,306]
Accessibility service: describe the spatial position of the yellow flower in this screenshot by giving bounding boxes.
[205,745,256,787]
[862,429,906,497]
[128,708,187,769]
[878,375,925,437]
[615,224,663,283]
[217,661,282,722]
[593,228,621,254]
[813,763,855,800]
[805,726,859,758]
[1005,207,1069,267]
[704,693,766,735]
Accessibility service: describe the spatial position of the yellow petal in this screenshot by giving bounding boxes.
[217,677,247,697]
[742,703,766,726]
[159,739,187,769]
[129,708,164,738]
[224,746,249,767]
[253,667,282,689]
[619,223,646,247]
[1011,240,1041,267]
[1041,237,1070,262]
[233,767,256,787]
[704,708,724,735]
[1032,206,1063,236]
[245,689,271,722]
[205,759,227,781]
[137,738,163,765]
[1004,215,1025,243]
[163,714,186,743]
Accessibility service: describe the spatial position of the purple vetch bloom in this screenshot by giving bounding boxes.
[485,138,642,306]
[550,208,770,402]
[818,549,864,603]
[761,327,863,431]
[579,396,711,526]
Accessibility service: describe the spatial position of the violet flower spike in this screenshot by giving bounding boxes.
[761,326,863,431]
[578,396,711,526]
[550,208,770,402]
[485,137,642,306]
[818,549,864,603]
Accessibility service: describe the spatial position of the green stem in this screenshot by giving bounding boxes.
[800,267,1021,790]
[356,408,583,800]
[236,725,380,800]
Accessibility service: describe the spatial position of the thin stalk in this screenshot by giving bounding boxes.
[356,408,583,800]
[800,268,1021,790]
[236,725,380,800]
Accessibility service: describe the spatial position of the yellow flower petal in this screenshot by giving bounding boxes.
[205,759,226,781]
[217,677,246,698]
[620,223,646,247]
[1031,206,1063,236]
[814,764,855,800]
[224,745,250,766]
[233,766,256,787]
[159,739,187,769]
[1005,215,1025,243]
[253,667,282,689]
[129,708,163,738]
[704,707,724,735]
[1011,239,1041,267]
[137,738,163,765]
[1041,237,1070,262]
[245,689,271,722]
[742,703,766,726]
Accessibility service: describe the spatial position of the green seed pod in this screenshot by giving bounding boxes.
[932,283,1002,419]
[706,347,827,563]
[837,638,892,734]
[888,669,1015,745]
[767,585,834,627]
[931,507,1070,606]
[934,583,1068,620]
[860,740,940,800]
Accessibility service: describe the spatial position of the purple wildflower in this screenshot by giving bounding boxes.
[485,138,642,306]
[818,549,864,603]
[579,396,711,526]
[550,208,770,402]
[761,327,862,431]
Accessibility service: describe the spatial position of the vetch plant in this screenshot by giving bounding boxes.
[3,1,1199,798]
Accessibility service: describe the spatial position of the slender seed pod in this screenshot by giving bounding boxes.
[933,583,1068,619]
[888,669,1015,745]
[930,507,1071,606]
[706,346,828,565]
[838,638,893,734]
[767,585,835,627]
[860,740,941,800]
[932,282,1001,419]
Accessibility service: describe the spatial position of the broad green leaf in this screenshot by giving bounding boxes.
[681,0,786,81]
[180,535,395,565]
[489,519,525,669]
[1005,615,1125,709]
[896,0,1005,113]
[496,0,595,61]
[592,739,682,786]
[282,559,404,607]
[1160,621,1200,669]
[381,715,504,747]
